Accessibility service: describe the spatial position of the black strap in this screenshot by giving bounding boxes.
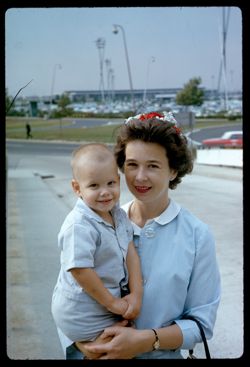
[183,315,211,359]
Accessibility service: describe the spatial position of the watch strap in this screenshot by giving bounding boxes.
[152,328,160,350]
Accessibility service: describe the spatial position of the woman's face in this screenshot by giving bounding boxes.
[124,140,177,205]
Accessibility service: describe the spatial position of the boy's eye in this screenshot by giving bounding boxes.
[89,183,97,188]
[108,180,116,186]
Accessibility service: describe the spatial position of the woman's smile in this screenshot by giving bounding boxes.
[134,185,152,194]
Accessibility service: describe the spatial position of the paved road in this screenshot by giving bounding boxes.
[8,118,242,144]
[189,122,242,144]
[6,142,243,359]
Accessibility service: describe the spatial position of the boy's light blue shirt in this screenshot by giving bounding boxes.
[52,198,133,343]
[58,198,221,359]
[56,198,132,297]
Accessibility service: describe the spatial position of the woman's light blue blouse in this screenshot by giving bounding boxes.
[122,198,221,359]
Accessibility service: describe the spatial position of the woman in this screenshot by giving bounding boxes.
[58,111,221,359]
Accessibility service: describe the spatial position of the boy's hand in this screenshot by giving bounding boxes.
[122,293,142,320]
[107,297,129,316]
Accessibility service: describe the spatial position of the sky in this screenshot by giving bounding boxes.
[5,6,242,98]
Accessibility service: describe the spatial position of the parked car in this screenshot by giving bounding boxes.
[202,130,243,149]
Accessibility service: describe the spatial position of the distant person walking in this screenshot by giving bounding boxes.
[26,123,32,139]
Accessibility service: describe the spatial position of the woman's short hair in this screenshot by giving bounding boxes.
[114,117,193,189]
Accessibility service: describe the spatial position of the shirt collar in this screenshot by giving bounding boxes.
[154,198,181,225]
[76,198,120,226]
[122,198,181,234]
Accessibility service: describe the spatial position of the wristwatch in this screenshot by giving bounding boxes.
[152,329,160,351]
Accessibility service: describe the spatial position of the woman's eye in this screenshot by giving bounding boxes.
[126,162,137,167]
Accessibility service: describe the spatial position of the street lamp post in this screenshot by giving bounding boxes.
[110,68,115,103]
[49,63,62,118]
[95,38,106,104]
[211,74,215,100]
[143,56,155,107]
[105,58,112,106]
[112,24,135,112]
[230,69,234,94]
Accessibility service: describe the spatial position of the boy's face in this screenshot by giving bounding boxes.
[72,157,120,217]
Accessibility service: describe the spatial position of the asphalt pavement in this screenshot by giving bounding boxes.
[6,142,244,360]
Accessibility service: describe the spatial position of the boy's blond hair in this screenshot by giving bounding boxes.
[71,143,116,180]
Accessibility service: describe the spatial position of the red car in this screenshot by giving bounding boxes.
[202,130,243,149]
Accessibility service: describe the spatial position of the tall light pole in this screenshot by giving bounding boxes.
[230,69,234,94]
[50,63,62,118]
[105,58,112,106]
[112,24,135,112]
[110,68,115,102]
[95,38,106,104]
[211,74,215,100]
[217,7,230,111]
[143,56,155,107]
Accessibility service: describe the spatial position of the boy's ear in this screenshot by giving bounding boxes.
[71,179,81,196]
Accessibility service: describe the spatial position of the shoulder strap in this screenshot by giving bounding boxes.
[183,315,211,359]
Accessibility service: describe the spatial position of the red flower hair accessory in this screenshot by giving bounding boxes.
[124,111,181,135]
[138,112,164,121]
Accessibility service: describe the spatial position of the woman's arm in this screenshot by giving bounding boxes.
[70,268,128,315]
[83,323,183,359]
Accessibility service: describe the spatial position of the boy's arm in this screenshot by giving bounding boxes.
[70,268,128,315]
[122,241,143,319]
[126,241,143,295]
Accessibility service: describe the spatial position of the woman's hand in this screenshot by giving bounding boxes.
[84,325,143,359]
[75,319,129,359]
[75,335,113,360]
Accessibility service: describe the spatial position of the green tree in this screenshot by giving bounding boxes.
[57,94,71,112]
[6,89,12,113]
[51,93,73,118]
[175,77,204,107]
